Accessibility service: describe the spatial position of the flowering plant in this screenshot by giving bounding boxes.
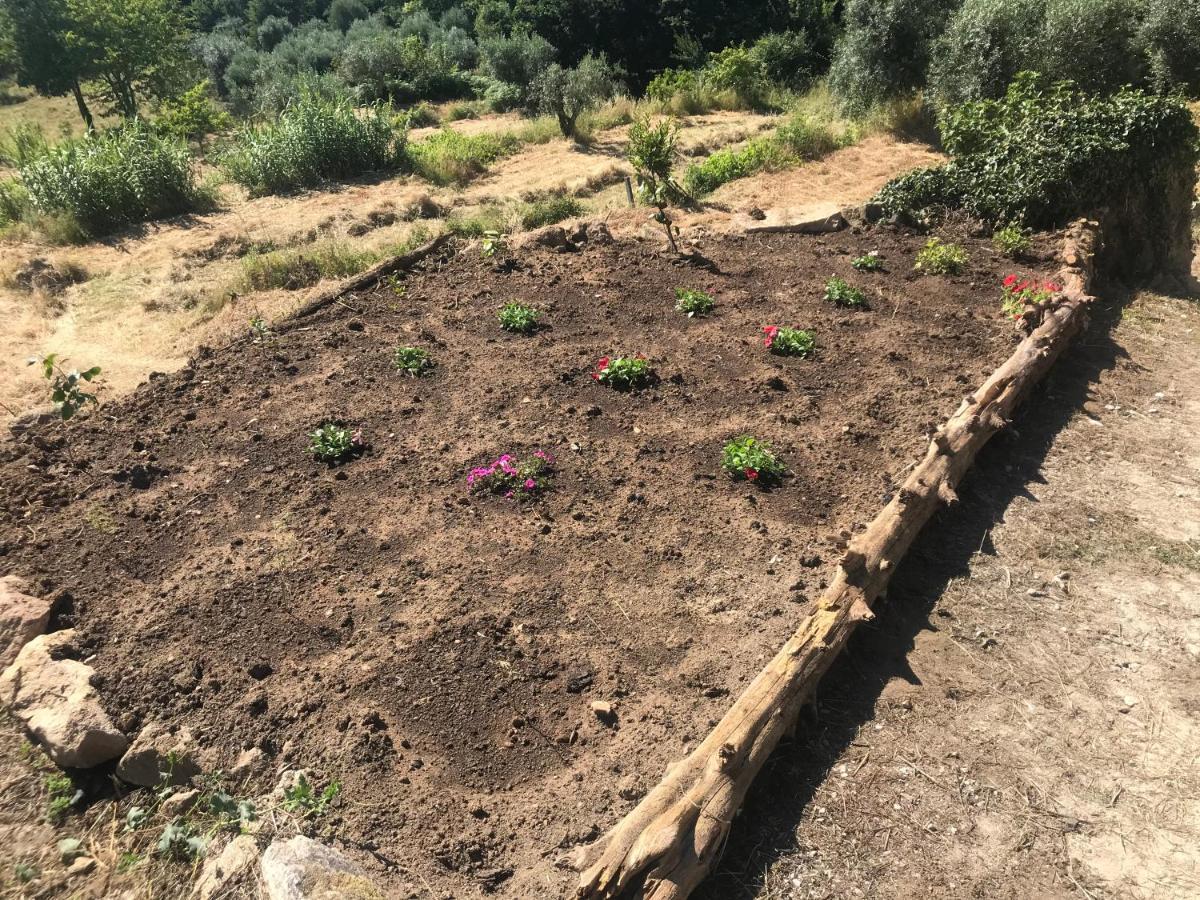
[762,325,815,357]
[720,435,786,483]
[674,287,715,317]
[591,355,653,389]
[309,423,365,462]
[1001,274,1061,319]
[467,450,555,498]
[851,251,883,272]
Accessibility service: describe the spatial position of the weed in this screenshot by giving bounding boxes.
[521,195,583,230]
[249,315,275,345]
[467,450,555,498]
[481,230,507,257]
[242,242,375,291]
[674,287,715,317]
[497,302,540,334]
[282,773,341,817]
[993,224,1031,257]
[116,852,141,873]
[762,325,815,357]
[84,504,118,534]
[591,355,653,390]
[28,354,101,420]
[721,435,786,483]
[824,276,866,308]
[393,346,435,377]
[308,423,363,462]
[851,251,883,272]
[406,128,520,186]
[208,791,257,830]
[384,273,408,297]
[14,861,37,883]
[914,238,969,275]
[156,821,208,861]
[44,773,78,823]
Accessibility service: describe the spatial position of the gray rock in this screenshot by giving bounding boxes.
[160,788,201,818]
[260,835,384,900]
[741,203,849,234]
[0,630,128,768]
[193,835,259,900]
[116,721,201,787]
[0,576,51,670]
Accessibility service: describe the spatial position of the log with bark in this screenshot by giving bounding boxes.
[574,220,1101,900]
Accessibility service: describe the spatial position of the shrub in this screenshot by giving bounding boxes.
[479,30,555,108]
[327,0,369,33]
[675,287,715,317]
[20,121,202,237]
[257,15,293,51]
[29,354,101,420]
[467,450,555,498]
[702,46,766,108]
[0,123,52,168]
[824,276,866,307]
[992,225,1031,257]
[750,30,818,90]
[406,128,519,186]
[721,435,786,483]
[0,180,29,226]
[852,251,884,271]
[223,94,403,195]
[914,238,969,274]
[1040,0,1146,96]
[1141,0,1200,95]
[404,102,440,128]
[520,194,583,229]
[393,346,435,376]
[531,53,621,138]
[645,69,699,103]
[497,301,540,333]
[155,81,231,147]
[762,325,815,357]
[591,354,652,389]
[339,31,471,104]
[875,73,1200,229]
[308,423,362,462]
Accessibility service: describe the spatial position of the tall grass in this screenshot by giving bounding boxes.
[241,241,377,290]
[19,121,204,238]
[223,95,405,196]
[405,128,520,186]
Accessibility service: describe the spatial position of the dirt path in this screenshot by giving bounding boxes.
[695,286,1200,900]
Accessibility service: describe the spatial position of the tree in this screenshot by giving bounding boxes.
[2,0,96,128]
[154,79,231,146]
[1141,0,1200,96]
[326,0,368,32]
[627,114,690,253]
[531,52,619,138]
[65,0,194,118]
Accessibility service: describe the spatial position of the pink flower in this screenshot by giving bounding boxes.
[597,356,610,370]
[504,490,514,498]
[744,468,758,481]
[524,478,536,490]
[762,325,778,348]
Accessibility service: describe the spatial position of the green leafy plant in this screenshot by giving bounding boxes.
[13,861,37,884]
[674,287,715,317]
[393,346,434,377]
[591,355,653,390]
[824,277,866,308]
[851,251,883,272]
[249,316,275,345]
[208,791,257,830]
[155,80,231,147]
[29,354,101,420]
[521,195,583,230]
[628,115,689,253]
[156,821,208,861]
[497,301,540,334]
[721,435,786,483]
[1001,273,1061,320]
[282,773,341,817]
[992,224,1031,257]
[57,838,84,864]
[762,325,815,357]
[914,238,969,275]
[308,423,363,462]
[467,450,555,498]
[481,230,507,258]
[405,128,520,187]
[45,773,77,823]
[125,806,149,832]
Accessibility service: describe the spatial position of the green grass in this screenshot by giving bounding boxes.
[242,241,377,291]
[405,128,521,186]
[520,194,583,229]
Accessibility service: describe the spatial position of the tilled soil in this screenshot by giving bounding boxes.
[0,226,1060,897]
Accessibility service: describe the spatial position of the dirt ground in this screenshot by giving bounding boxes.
[695,285,1200,900]
[0,225,1062,898]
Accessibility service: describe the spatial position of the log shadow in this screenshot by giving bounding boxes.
[694,283,1135,900]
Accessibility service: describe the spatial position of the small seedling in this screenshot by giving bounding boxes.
[497,302,540,334]
[851,251,883,272]
[762,326,815,357]
[914,238,969,275]
[308,423,363,462]
[209,791,257,830]
[384,273,408,297]
[592,355,653,390]
[992,225,1031,258]
[467,450,555,498]
[156,821,208,861]
[481,230,507,258]
[393,346,435,377]
[824,276,866,308]
[1001,274,1061,320]
[282,773,341,817]
[28,354,101,420]
[721,435,786,483]
[45,773,79,823]
[674,288,715,317]
[249,315,274,345]
[14,862,37,884]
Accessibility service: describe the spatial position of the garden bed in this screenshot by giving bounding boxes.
[0,225,1060,896]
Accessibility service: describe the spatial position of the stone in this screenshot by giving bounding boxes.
[589,700,617,725]
[0,576,51,670]
[160,788,201,818]
[260,835,384,900]
[66,856,96,876]
[230,746,267,778]
[739,203,848,235]
[0,630,128,768]
[193,835,259,900]
[116,721,201,787]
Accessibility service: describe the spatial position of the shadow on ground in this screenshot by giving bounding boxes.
[693,284,1134,900]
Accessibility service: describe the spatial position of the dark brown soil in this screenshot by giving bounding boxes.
[0,226,1060,898]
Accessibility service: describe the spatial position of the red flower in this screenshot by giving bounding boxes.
[597,356,610,370]
[744,467,759,480]
[590,372,600,380]
[762,325,778,348]
[1003,274,1017,287]
[1045,282,1062,293]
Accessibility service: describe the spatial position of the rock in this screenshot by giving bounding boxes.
[193,835,259,900]
[116,721,201,787]
[0,630,128,768]
[260,835,384,900]
[739,203,848,235]
[514,225,575,252]
[864,201,885,223]
[66,856,96,876]
[0,576,51,670]
[230,746,267,778]
[161,788,201,818]
[589,700,617,725]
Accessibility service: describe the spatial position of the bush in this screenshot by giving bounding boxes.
[521,194,583,229]
[406,128,519,186]
[20,121,202,237]
[1140,0,1200,96]
[701,46,766,107]
[327,0,369,33]
[1041,0,1145,96]
[257,15,293,50]
[876,72,1200,229]
[480,30,556,108]
[155,81,231,147]
[992,224,1031,257]
[750,30,818,90]
[339,31,472,103]
[829,0,957,115]
[928,0,1045,106]
[645,69,699,103]
[223,94,404,195]
[531,53,621,138]
[0,123,52,168]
